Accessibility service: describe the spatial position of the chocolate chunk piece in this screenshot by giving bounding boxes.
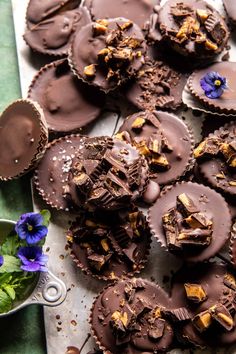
[162,209,181,251]
[162,307,191,322]
[210,303,234,331]
[223,273,236,291]
[176,193,199,216]
[148,318,166,340]
[184,283,207,303]
[178,228,212,247]
[192,309,212,332]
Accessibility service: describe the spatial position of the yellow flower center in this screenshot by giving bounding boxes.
[214,79,221,87]
[27,224,33,231]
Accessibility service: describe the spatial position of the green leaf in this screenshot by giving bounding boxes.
[40,210,51,227]
[0,273,12,285]
[1,233,20,256]
[0,255,21,273]
[0,289,12,314]
[3,285,15,300]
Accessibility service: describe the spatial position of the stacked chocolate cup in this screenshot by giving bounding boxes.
[1,0,236,352]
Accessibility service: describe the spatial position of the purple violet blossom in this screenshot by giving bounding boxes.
[200,71,228,99]
[17,246,48,272]
[15,212,48,245]
[0,255,3,267]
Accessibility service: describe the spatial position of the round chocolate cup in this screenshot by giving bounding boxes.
[148,181,231,263]
[117,110,195,186]
[28,59,105,133]
[26,0,82,29]
[124,60,188,112]
[188,62,236,115]
[34,136,149,211]
[34,134,87,210]
[68,18,146,92]
[171,262,236,347]
[85,0,154,30]
[66,207,151,281]
[195,121,236,199]
[24,5,91,56]
[0,99,48,181]
[90,277,175,354]
[153,0,229,60]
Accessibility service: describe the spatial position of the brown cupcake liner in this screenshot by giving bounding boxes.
[196,120,236,199]
[34,133,87,210]
[0,99,48,181]
[66,212,152,282]
[147,181,232,263]
[188,72,236,116]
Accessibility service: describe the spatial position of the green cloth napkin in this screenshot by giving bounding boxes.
[0,1,46,353]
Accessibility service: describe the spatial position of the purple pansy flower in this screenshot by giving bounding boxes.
[17,246,48,272]
[15,212,48,245]
[0,255,3,267]
[200,71,228,99]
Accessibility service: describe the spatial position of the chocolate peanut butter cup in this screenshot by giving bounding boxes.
[149,0,229,60]
[68,18,146,92]
[0,99,48,181]
[124,60,188,111]
[26,0,82,29]
[28,59,105,133]
[35,135,149,211]
[117,111,194,186]
[65,136,149,211]
[90,277,175,353]
[188,62,236,115]
[171,262,236,347]
[34,134,87,210]
[85,0,155,30]
[67,207,151,281]
[148,181,231,263]
[194,121,236,200]
[24,4,91,56]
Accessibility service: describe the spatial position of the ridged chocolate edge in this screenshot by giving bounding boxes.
[34,133,86,210]
[0,99,48,181]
